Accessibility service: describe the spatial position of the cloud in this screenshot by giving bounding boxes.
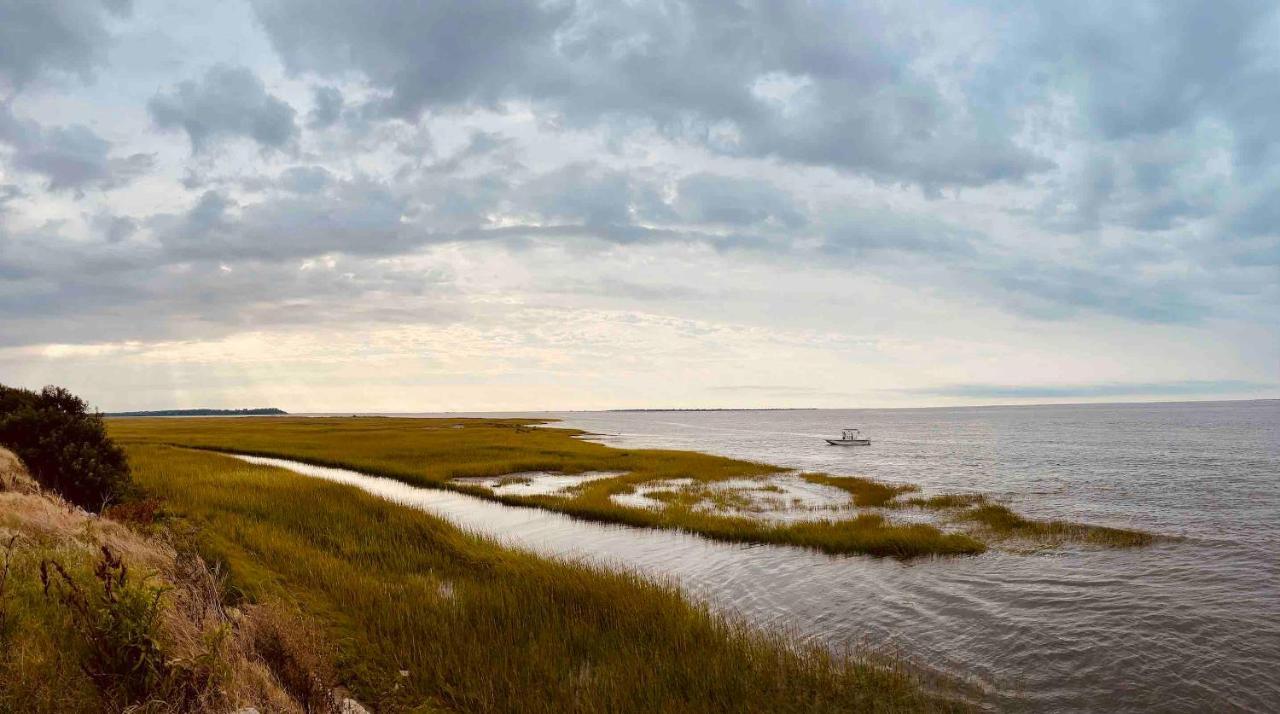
[307,85,343,129]
[148,64,298,152]
[248,0,1049,188]
[903,380,1277,400]
[277,165,332,193]
[674,174,804,229]
[0,0,128,91]
[425,130,517,174]
[0,102,153,193]
[0,215,461,347]
[516,163,672,228]
[153,178,409,261]
[3,0,1277,408]
[707,385,848,398]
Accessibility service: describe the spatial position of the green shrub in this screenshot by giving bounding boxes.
[40,545,171,707]
[0,384,132,511]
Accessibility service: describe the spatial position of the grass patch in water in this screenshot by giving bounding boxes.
[802,473,919,507]
[127,444,968,712]
[903,494,988,510]
[645,483,757,512]
[958,504,1155,547]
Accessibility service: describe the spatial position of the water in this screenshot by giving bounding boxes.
[291,400,1279,712]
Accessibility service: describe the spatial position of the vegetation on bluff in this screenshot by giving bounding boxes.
[0,384,132,511]
[0,448,327,713]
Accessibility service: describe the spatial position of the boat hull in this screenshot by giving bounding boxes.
[826,439,871,446]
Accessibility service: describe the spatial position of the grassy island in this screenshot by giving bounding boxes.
[110,416,1154,557]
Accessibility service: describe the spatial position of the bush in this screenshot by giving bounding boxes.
[40,545,171,707]
[0,384,131,511]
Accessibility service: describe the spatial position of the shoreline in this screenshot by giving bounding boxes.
[110,416,1156,557]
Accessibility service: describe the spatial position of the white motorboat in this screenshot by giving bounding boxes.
[826,428,871,446]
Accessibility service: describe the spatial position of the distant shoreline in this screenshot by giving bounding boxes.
[105,408,288,417]
[606,408,819,413]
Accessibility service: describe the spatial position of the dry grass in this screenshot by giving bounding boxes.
[0,447,38,494]
[0,447,324,713]
[126,443,969,713]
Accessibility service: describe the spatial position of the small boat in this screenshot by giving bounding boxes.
[826,428,871,446]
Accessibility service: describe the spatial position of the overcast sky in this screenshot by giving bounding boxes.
[1,0,1277,411]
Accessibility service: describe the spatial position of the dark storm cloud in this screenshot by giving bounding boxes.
[0,102,153,192]
[0,0,128,91]
[148,65,299,152]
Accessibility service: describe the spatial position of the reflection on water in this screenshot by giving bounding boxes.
[274,401,1280,712]
[449,470,624,497]
[608,473,863,523]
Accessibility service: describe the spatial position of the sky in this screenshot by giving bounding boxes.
[0,0,1277,412]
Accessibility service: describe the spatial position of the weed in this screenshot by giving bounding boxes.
[41,545,170,707]
[0,535,16,640]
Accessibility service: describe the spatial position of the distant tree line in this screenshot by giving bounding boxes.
[105,408,288,417]
[0,384,132,511]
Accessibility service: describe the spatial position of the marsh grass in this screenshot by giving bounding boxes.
[803,473,919,507]
[127,444,967,713]
[902,494,988,510]
[646,482,758,512]
[109,417,1153,555]
[957,504,1155,547]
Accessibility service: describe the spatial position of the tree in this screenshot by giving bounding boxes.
[0,384,132,511]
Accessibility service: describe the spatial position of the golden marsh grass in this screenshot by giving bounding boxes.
[109,417,1155,555]
[125,444,968,712]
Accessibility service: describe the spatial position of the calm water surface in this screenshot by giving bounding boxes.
[291,401,1279,712]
